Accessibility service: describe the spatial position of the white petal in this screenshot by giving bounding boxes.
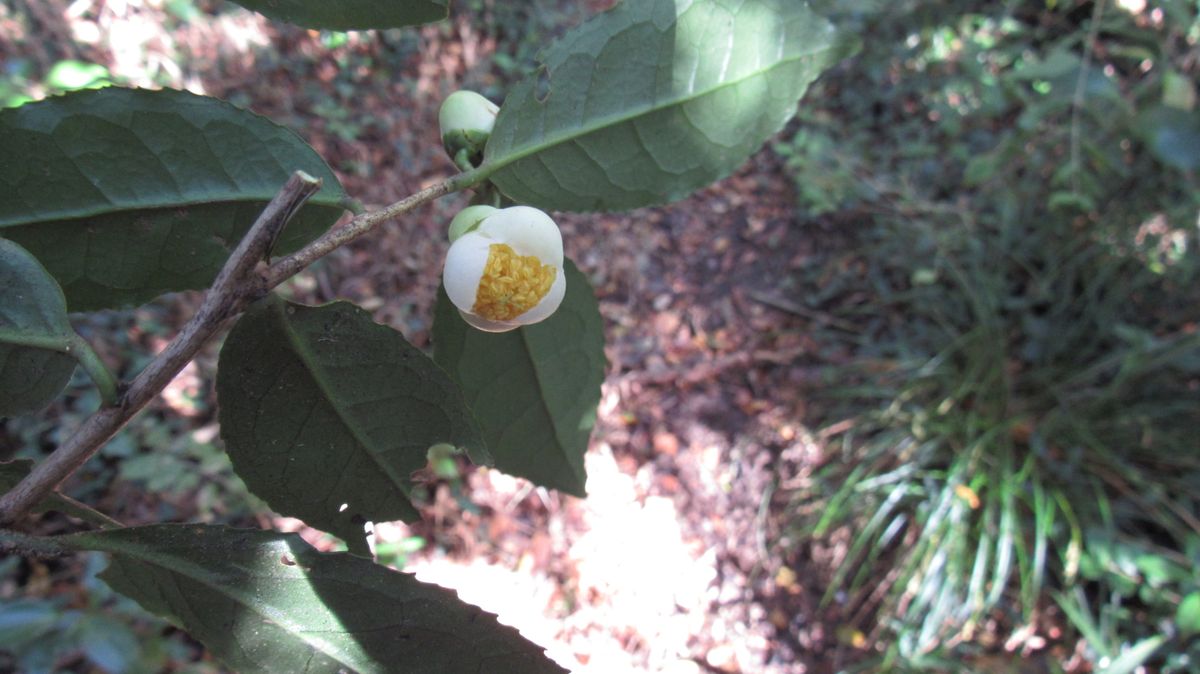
[477,206,563,265]
[459,309,520,333]
[514,267,566,325]
[442,233,492,312]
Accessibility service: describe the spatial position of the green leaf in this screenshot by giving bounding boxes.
[217,296,486,552]
[69,524,566,673]
[1139,105,1200,172]
[481,0,857,211]
[225,0,449,30]
[433,260,604,497]
[1178,591,1200,636]
[44,60,110,92]
[1097,635,1166,674]
[1163,69,1196,112]
[0,238,77,416]
[0,87,346,310]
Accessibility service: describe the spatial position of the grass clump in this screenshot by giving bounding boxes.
[779,0,1200,668]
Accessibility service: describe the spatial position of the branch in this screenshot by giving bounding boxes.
[0,172,321,525]
[0,167,480,525]
[0,528,73,559]
[264,166,484,289]
[49,491,125,530]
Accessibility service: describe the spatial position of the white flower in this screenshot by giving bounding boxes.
[438,90,499,165]
[443,206,566,333]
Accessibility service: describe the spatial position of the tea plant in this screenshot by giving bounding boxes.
[0,0,855,671]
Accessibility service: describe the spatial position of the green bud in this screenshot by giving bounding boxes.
[438,91,498,166]
[447,205,498,242]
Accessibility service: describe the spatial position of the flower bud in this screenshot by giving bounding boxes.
[438,90,498,166]
[443,206,566,332]
[447,205,498,242]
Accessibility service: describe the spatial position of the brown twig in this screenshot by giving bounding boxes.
[263,167,483,289]
[0,172,321,525]
[0,164,483,526]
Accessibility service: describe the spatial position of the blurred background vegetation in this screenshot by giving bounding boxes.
[1,0,1198,672]
[778,0,1200,670]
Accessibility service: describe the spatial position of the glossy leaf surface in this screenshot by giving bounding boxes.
[0,87,345,310]
[482,0,855,211]
[71,524,566,673]
[217,296,486,553]
[433,260,604,496]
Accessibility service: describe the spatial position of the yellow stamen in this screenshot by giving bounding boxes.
[473,243,556,321]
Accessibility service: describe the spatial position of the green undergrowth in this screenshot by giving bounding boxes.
[778,0,1200,669]
[0,552,222,674]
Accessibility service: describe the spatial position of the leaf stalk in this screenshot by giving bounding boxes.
[66,333,119,407]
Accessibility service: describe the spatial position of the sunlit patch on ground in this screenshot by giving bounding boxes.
[403,446,763,673]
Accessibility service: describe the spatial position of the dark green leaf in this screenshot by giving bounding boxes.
[0,87,346,310]
[433,260,604,496]
[69,524,566,674]
[0,238,76,416]
[1139,105,1200,171]
[217,296,486,552]
[481,0,857,211]
[226,0,448,30]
